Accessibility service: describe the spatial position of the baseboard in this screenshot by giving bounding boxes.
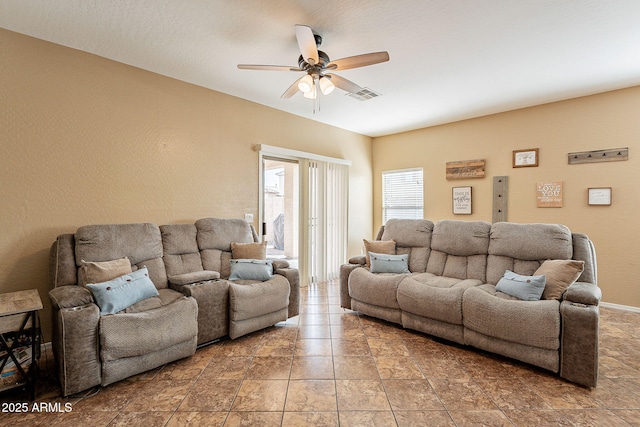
[600,301,640,314]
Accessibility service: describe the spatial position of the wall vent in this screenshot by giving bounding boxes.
[346,88,381,101]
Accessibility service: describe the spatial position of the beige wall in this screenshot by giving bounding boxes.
[373,86,640,308]
[0,29,373,340]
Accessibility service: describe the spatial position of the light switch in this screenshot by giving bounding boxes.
[244,213,253,223]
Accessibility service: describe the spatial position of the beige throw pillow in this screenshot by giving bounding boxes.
[363,239,396,266]
[535,259,585,300]
[231,241,267,260]
[79,257,132,286]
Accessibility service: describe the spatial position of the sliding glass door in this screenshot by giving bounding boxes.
[258,145,350,287]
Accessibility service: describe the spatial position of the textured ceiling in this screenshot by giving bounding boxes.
[2,0,640,137]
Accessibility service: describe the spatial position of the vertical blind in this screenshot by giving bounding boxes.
[382,168,424,223]
[304,160,349,284]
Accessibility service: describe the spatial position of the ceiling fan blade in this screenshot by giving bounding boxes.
[281,76,304,99]
[327,51,389,71]
[238,64,303,72]
[326,74,363,94]
[295,24,319,65]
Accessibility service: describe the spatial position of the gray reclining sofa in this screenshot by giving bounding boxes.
[49,218,299,396]
[340,219,600,387]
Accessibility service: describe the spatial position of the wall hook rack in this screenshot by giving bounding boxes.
[568,147,628,165]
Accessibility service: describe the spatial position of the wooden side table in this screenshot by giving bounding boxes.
[0,289,43,401]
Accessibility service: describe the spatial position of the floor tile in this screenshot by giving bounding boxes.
[231,379,288,411]
[394,410,456,427]
[383,379,444,411]
[224,411,282,427]
[165,411,227,427]
[334,356,380,379]
[429,378,498,411]
[284,380,337,412]
[335,379,391,411]
[281,412,339,427]
[375,356,424,379]
[246,356,292,379]
[290,356,335,379]
[448,410,513,427]
[338,411,397,427]
[178,379,241,411]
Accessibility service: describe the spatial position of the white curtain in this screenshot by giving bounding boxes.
[301,159,349,285]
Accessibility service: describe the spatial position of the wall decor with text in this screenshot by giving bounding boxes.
[452,186,472,214]
[537,181,563,208]
[446,159,486,180]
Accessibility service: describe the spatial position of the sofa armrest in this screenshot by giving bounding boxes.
[340,264,364,309]
[49,285,94,309]
[348,255,366,266]
[275,268,300,318]
[48,287,101,396]
[563,282,601,306]
[272,259,290,270]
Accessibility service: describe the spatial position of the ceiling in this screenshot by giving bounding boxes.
[2,0,640,137]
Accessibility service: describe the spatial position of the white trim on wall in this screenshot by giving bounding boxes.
[600,301,640,314]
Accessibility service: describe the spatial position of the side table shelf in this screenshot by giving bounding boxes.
[0,290,43,401]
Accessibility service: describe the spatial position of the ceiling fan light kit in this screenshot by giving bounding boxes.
[238,24,389,102]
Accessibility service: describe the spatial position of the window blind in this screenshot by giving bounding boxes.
[382,168,424,223]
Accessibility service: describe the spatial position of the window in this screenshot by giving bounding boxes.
[382,168,424,223]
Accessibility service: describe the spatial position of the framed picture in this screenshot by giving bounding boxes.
[513,148,539,168]
[537,181,563,208]
[588,187,612,206]
[452,186,472,214]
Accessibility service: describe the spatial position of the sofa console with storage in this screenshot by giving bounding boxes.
[49,218,299,396]
[340,219,601,387]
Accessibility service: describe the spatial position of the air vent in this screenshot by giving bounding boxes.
[346,88,381,101]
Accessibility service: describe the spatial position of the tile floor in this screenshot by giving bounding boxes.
[2,280,640,426]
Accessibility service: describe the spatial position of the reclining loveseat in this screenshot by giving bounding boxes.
[341,219,600,387]
[49,218,299,396]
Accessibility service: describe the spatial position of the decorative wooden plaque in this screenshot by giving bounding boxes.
[537,181,563,208]
[446,159,485,180]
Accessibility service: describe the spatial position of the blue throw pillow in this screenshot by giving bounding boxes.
[495,270,546,301]
[369,252,410,274]
[86,266,159,315]
[229,259,274,281]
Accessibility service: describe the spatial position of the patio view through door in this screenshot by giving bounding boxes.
[262,157,299,269]
[258,145,350,287]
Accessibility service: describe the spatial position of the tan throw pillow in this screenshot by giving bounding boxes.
[231,241,267,260]
[363,239,396,266]
[79,257,132,286]
[535,259,585,300]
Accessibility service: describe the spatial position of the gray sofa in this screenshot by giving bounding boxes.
[340,219,600,387]
[49,218,300,396]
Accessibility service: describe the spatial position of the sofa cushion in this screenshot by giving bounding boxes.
[100,295,198,361]
[486,223,573,285]
[79,257,132,286]
[488,222,573,260]
[381,219,434,247]
[231,241,266,260]
[369,252,410,274]
[228,275,290,322]
[348,267,408,309]
[495,270,546,301]
[75,223,167,289]
[196,218,253,251]
[160,224,204,276]
[535,259,585,300]
[431,220,491,256]
[397,273,482,324]
[463,284,561,350]
[229,259,273,281]
[363,239,396,266]
[86,267,160,315]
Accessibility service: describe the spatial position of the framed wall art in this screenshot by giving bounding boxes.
[588,187,612,206]
[537,181,563,208]
[452,186,472,214]
[513,148,539,168]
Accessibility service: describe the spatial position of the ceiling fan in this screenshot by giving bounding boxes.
[238,25,389,100]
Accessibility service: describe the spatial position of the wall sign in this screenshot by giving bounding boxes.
[446,159,485,180]
[452,186,472,214]
[537,181,563,208]
[588,187,612,206]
